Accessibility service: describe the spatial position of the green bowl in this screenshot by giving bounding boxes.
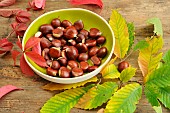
[23,8,115,84]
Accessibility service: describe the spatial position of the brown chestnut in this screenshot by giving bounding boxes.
[78,53,89,62]
[76,33,86,43]
[59,66,71,78]
[46,67,58,76]
[89,28,101,38]
[40,37,52,49]
[88,46,99,57]
[52,39,61,47]
[85,39,97,48]
[74,20,84,31]
[66,46,79,60]
[68,39,76,46]
[42,48,50,60]
[49,47,61,59]
[46,34,54,41]
[35,31,43,38]
[80,29,89,39]
[61,20,72,28]
[52,28,63,38]
[51,18,61,28]
[97,36,106,45]
[39,24,54,35]
[61,50,67,58]
[72,67,84,77]
[60,38,67,46]
[67,60,79,69]
[118,61,129,72]
[58,57,67,66]
[91,55,101,66]
[87,66,98,72]
[51,60,60,70]
[97,47,107,58]
[64,26,78,39]
[80,61,89,72]
[76,43,88,53]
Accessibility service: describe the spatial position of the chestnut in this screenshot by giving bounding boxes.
[51,60,60,70]
[66,46,79,60]
[52,28,63,38]
[67,60,79,69]
[68,39,76,46]
[60,38,67,46]
[52,39,61,47]
[35,31,42,38]
[39,24,54,35]
[61,50,67,58]
[80,61,89,72]
[51,18,61,28]
[80,29,89,39]
[97,36,106,45]
[40,37,52,49]
[59,66,71,78]
[49,47,61,59]
[97,47,107,58]
[85,39,97,48]
[78,53,89,62]
[46,34,54,41]
[118,61,129,72]
[72,67,84,77]
[88,46,99,57]
[76,43,88,53]
[87,66,98,72]
[46,67,58,76]
[64,26,78,39]
[89,28,101,38]
[42,48,50,60]
[76,33,86,43]
[90,55,101,66]
[74,20,84,31]
[58,57,67,66]
[61,20,72,28]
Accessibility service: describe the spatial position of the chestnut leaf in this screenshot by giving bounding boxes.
[162,49,170,66]
[127,22,135,52]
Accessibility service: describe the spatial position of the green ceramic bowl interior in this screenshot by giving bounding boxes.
[23,8,114,74]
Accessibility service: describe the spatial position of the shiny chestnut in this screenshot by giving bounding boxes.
[49,47,61,59]
[67,60,79,69]
[51,18,61,28]
[51,60,60,70]
[74,20,84,31]
[66,46,79,60]
[118,61,129,72]
[39,24,54,35]
[61,20,72,28]
[52,39,61,47]
[76,43,88,53]
[59,66,71,78]
[40,37,52,49]
[80,61,89,72]
[97,47,107,58]
[88,46,99,57]
[46,67,58,76]
[90,55,101,66]
[78,53,89,62]
[89,28,101,38]
[72,67,84,77]
[97,36,106,45]
[87,66,98,72]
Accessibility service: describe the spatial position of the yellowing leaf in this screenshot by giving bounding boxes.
[109,10,129,58]
[42,77,98,91]
[120,66,136,82]
[153,105,162,113]
[138,36,163,77]
[75,82,118,110]
[127,22,135,52]
[105,83,142,113]
[101,64,120,79]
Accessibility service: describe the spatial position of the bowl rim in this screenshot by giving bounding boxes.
[22,8,115,84]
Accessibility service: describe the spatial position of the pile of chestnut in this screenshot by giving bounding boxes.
[34,18,108,78]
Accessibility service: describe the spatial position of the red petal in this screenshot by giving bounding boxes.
[24,37,41,51]
[0,0,16,7]
[0,85,22,99]
[34,0,45,8]
[69,0,103,8]
[11,50,21,66]
[20,54,34,76]
[32,41,41,55]
[25,51,47,67]
[16,37,22,50]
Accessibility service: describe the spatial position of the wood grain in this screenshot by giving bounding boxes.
[0,0,170,113]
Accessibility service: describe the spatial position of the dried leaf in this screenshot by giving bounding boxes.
[69,0,103,9]
[120,66,136,82]
[0,38,13,54]
[42,76,98,91]
[109,10,129,58]
[25,51,47,67]
[0,0,16,7]
[15,10,31,23]
[32,41,41,55]
[20,54,34,76]
[11,50,21,66]
[0,9,20,17]
[24,37,41,51]
[11,22,28,37]
[0,85,22,99]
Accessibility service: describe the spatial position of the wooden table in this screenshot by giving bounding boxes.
[0,0,170,113]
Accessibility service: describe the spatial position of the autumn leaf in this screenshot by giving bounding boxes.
[133,40,149,51]
[0,38,13,54]
[40,85,94,113]
[11,22,28,37]
[120,66,136,82]
[11,50,21,66]
[0,85,22,99]
[16,37,22,50]
[24,37,41,51]
[109,10,129,58]
[138,36,163,77]
[75,82,118,110]
[0,9,20,17]
[101,64,120,79]
[0,0,16,7]
[32,42,41,55]
[105,83,142,113]
[28,0,46,11]
[15,10,31,23]
[42,76,98,91]
[127,22,135,52]
[69,0,103,9]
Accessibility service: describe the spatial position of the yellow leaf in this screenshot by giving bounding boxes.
[42,77,98,91]
[138,36,163,77]
[109,10,129,58]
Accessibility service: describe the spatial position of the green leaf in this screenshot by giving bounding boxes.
[109,10,129,58]
[75,82,118,110]
[147,18,163,36]
[133,40,149,51]
[105,83,142,113]
[162,49,170,65]
[153,105,162,113]
[101,64,120,79]
[127,22,135,51]
[120,67,136,82]
[40,85,94,113]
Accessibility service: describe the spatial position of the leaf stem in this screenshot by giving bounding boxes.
[6,30,15,39]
